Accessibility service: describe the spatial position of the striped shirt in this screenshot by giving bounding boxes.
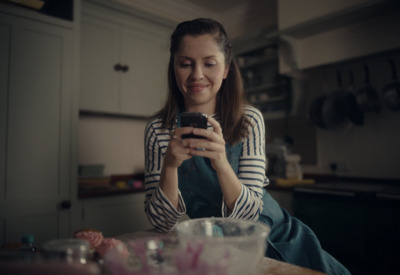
[144,105,269,232]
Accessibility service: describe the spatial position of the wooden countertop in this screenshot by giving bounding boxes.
[116,230,326,275]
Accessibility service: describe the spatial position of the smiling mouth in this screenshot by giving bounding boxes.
[187,84,208,92]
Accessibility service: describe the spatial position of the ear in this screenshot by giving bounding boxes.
[223,64,230,79]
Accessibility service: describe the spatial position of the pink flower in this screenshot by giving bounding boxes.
[75,231,104,249]
[96,238,123,257]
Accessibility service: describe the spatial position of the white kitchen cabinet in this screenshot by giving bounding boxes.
[80,3,171,117]
[0,8,75,246]
[77,193,152,237]
[275,0,400,74]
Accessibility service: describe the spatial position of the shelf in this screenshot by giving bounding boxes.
[238,54,278,70]
[245,81,287,94]
[267,0,400,39]
[236,40,291,121]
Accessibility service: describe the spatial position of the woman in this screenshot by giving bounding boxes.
[144,18,350,275]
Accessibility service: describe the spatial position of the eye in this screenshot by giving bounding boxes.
[205,60,217,67]
[178,61,192,68]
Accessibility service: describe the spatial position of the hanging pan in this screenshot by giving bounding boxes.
[309,70,363,130]
[355,64,380,113]
[382,59,400,111]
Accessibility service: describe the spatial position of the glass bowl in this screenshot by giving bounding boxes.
[104,235,229,275]
[175,217,271,275]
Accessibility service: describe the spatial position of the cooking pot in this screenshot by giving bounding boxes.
[382,59,400,111]
[355,64,380,113]
[309,71,363,130]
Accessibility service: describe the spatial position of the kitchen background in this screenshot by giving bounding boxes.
[79,52,400,178]
[79,0,400,180]
[1,0,400,274]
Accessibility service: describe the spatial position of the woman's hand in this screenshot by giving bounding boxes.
[163,127,194,168]
[181,116,229,171]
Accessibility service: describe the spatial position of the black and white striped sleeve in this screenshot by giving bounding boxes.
[222,106,268,220]
[143,118,186,233]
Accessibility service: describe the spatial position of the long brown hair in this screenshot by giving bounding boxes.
[155,18,249,144]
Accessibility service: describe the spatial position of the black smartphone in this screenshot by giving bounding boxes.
[181,112,208,139]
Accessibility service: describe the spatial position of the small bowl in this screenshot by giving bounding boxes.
[41,238,90,264]
[176,217,271,275]
[104,235,229,275]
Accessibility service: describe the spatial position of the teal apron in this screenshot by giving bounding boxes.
[176,115,350,275]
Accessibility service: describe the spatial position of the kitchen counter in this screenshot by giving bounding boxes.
[292,180,400,207]
[78,173,146,198]
[268,175,400,193]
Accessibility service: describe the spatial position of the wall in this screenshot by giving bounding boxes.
[300,51,400,179]
[79,116,147,176]
[278,0,369,29]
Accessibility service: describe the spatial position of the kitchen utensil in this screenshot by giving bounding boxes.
[285,154,303,180]
[382,59,400,111]
[309,70,363,129]
[347,70,364,126]
[309,94,327,129]
[320,91,351,129]
[355,64,380,112]
[176,217,270,275]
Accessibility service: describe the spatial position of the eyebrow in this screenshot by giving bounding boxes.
[177,55,218,60]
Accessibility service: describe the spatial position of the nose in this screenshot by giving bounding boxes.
[190,64,204,80]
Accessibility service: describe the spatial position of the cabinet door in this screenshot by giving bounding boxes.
[293,192,367,275]
[367,197,400,275]
[80,193,152,237]
[0,21,9,208]
[119,25,169,116]
[80,16,120,113]
[0,14,73,246]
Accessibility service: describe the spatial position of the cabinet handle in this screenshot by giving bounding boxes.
[114,64,129,72]
[60,200,72,209]
[121,65,129,72]
[114,64,122,71]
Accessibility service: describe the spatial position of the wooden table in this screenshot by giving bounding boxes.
[116,230,326,275]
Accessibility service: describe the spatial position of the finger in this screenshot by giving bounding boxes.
[164,146,192,167]
[175,127,195,138]
[191,128,224,145]
[190,128,211,140]
[208,116,223,136]
[190,148,220,159]
[186,139,223,153]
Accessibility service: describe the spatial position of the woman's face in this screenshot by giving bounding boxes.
[174,34,229,114]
